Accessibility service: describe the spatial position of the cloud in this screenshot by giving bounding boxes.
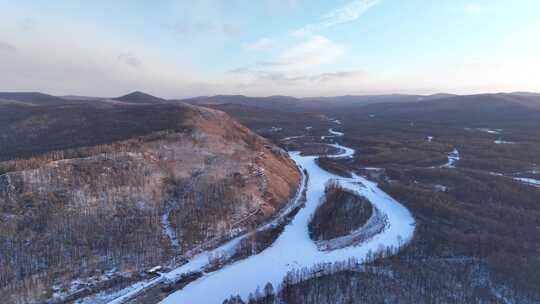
[230,68,366,83]
[225,66,375,96]
[0,15,206,97]
[0,41,16,53]
[281,35,344,69]
[244,38,274,51]
[321,0,381,27]
[311,70,367,82]
[117,52,141,68]
[259,35,345,72]
[229,34,347,94]
[294,0,381,36]
[3,2,536,99]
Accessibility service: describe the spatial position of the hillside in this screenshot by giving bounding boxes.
[0,102,300,303]
[0,102,190,161]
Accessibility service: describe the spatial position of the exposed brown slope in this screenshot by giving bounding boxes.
[0,103,300,303]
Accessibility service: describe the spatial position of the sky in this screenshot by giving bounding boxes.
[0,0,539,98]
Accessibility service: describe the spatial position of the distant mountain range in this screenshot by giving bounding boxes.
[179,92,540,114]
[1,90,539,110]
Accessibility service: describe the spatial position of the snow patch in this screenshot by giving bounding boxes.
[494,139,515,145]
[328,118,341,125]
[441,148,460,168]
[465,127,503,135]
[432,184,447,192]
[281,135,304,141]
[361,167,383,171]
[513,177,540,187]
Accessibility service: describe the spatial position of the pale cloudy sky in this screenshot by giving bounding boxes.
[0,0,539,98]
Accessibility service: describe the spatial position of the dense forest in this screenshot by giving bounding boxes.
[227,254,539,304]
[216,94,540,304]
[308,181,372,241]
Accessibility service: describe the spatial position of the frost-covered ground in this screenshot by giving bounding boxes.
[157,131,415,304]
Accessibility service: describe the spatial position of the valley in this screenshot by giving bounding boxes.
[157,127,414,304]
[3,2,540,303]
[1,91,540,303]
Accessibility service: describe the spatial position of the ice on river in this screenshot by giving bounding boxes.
[159,141,415,303]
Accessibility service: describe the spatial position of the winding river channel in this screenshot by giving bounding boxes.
[155,129,416,303]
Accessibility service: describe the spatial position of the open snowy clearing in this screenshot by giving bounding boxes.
[156,130,415,304]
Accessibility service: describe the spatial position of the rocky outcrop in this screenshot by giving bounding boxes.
[0,104,300,303]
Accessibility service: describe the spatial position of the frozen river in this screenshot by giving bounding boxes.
[158,131,415,303]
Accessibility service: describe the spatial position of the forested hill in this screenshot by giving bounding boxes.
[0,97,300,304]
